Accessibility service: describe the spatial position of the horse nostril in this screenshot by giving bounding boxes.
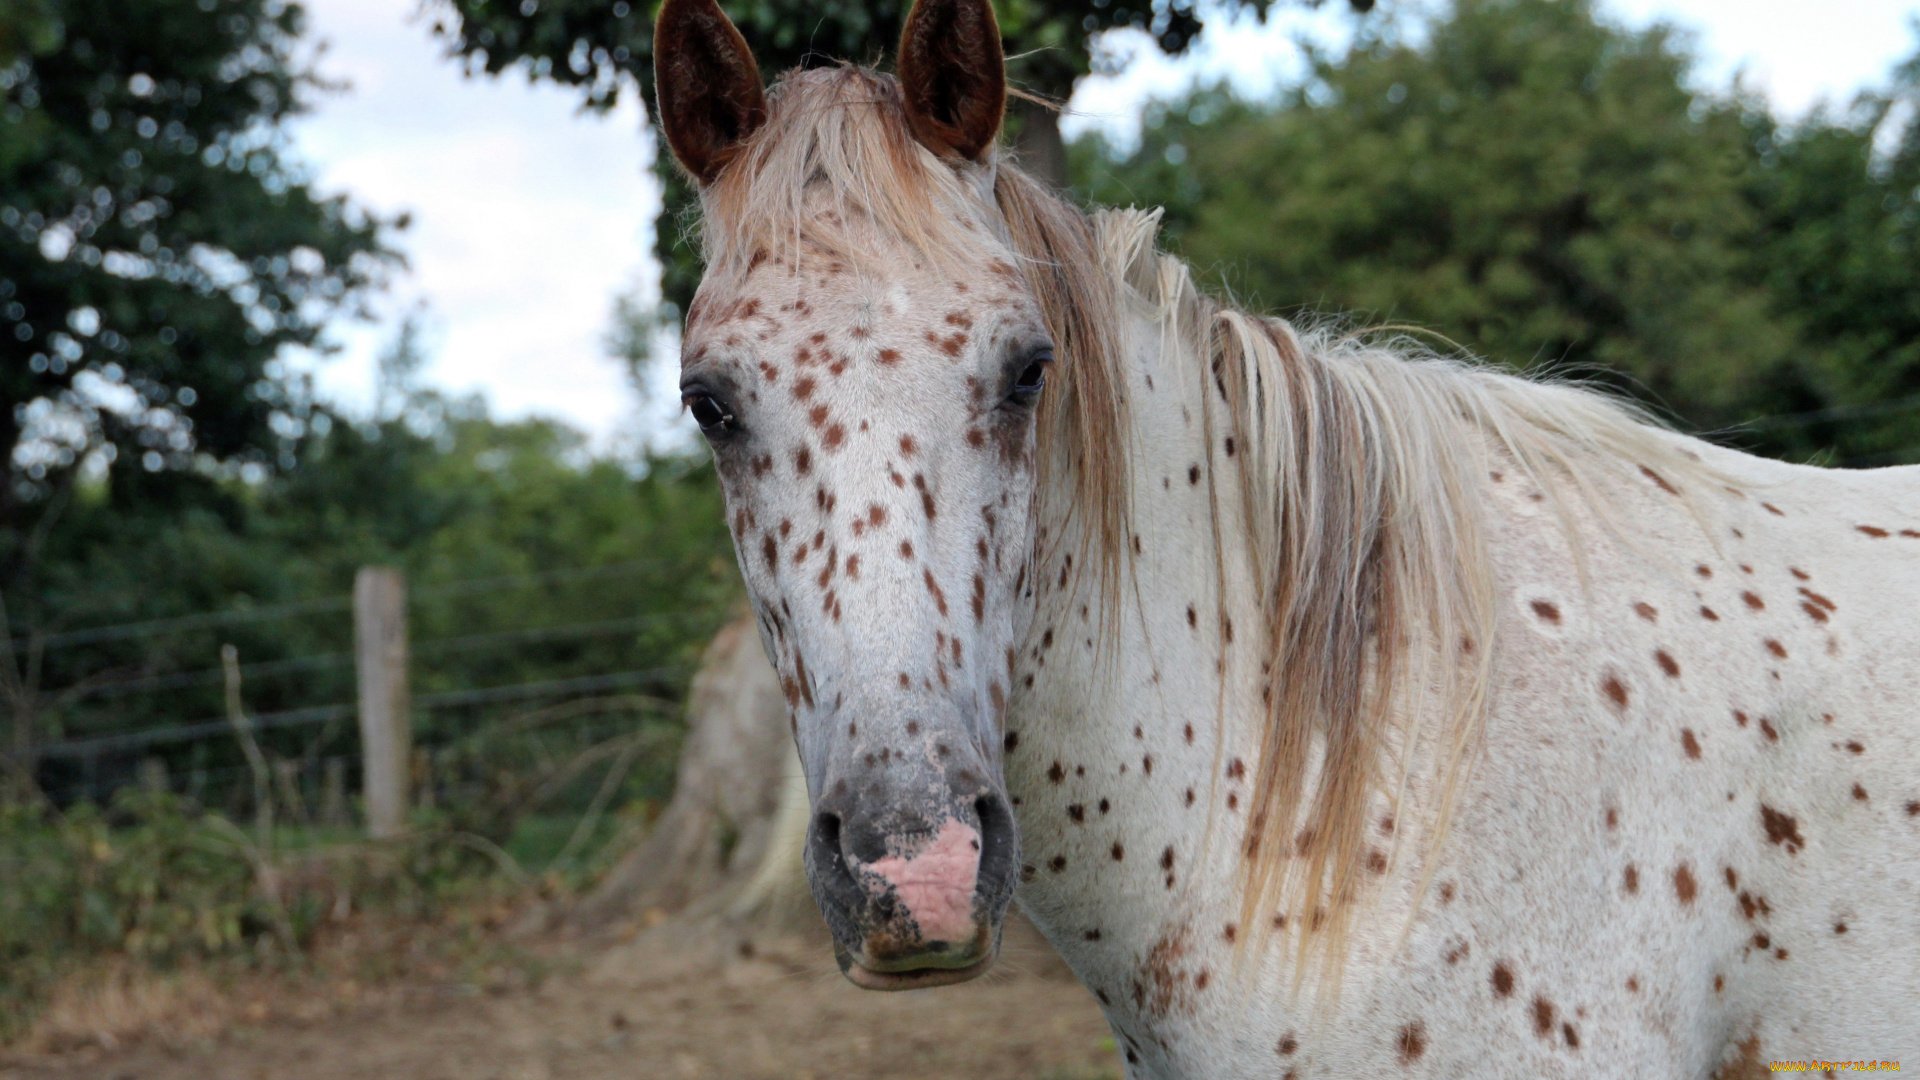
[806,810,868,914]
[973,792,1020,903]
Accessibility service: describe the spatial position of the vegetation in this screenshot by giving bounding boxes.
[1072,0,1920,463]
[0,0,397,594]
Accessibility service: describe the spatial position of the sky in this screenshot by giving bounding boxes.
[286,0,1920,449]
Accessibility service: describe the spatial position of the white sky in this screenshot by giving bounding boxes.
[287,0,1920,448]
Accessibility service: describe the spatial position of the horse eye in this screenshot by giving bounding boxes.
[684,391,735,437]
[1010,348,1052,402]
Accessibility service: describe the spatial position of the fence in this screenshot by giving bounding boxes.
[2,559,735,842]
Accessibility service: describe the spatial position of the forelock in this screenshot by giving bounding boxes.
[699,66,1003,281]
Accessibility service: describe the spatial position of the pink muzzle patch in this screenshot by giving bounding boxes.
[858,819,981,943]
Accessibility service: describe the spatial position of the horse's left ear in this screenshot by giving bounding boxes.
[897,0,1006,162]
[654,0,767,185]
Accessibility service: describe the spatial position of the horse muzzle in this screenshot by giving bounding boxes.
[805,779,1019,990]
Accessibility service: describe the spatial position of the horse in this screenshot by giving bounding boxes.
[650,0,1920,1072]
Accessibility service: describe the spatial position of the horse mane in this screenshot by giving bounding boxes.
[698,64,1712,993]
[1096,209,1716,993]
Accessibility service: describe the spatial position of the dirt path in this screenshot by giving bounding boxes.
[1,918,1118,1080]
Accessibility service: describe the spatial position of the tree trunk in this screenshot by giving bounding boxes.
[576,615,813,932]
[1010,97,1068,190]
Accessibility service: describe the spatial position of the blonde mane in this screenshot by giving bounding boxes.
[698,64,1712,990]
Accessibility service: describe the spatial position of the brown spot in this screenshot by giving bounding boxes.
[1906,801,1920,817]
[1696,564,1713,578]
[1852,783,1868,802]
[1682,729,1702,759]
[1764,639,1787,659]
[1760,805,1804,853]
[1639,465,1680,494]
[1530,599,1562,624]
[1633,601,1659,622]
[1673,864,1697,904]
[1003,730,1019,751]
[1657,649,1681,677]
[1763,503,1785,516]
[923,568,947,616]
[1713,974,1725,994]
[1857,525,1890,538]
[1278,1036,1297,1055]
[1397,1022,1426,1063]
[1626,976,1638,992]
[793,446,812,475]
[1801,602,1829,624]
[1835,921,1848,934]
[1724,867,1738,890]
[1760,717,1778,742]
[1366,849,1388,874]
[1601,673,1629,710]
[1701,606,1720,620]
[1562,1023,1580,1049]
[1733,709,1749,728]
[1623,864,1639,893]
[1799,587,1836,611]
[1491,963,1514,998]
[1532,997,1555,1037]
[1742,591,1765,610]
[1439,883,1455,904]
[1845,740,1864,754]
[1160,846,1175,870]
[1111,842,1124,861]
[1047,762,1065,784]
[1226,757,1246,781]
[1048,855,1066,872]
[1606,807,1618,829]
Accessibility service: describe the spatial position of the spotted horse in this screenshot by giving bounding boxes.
[651,0,1920,1073]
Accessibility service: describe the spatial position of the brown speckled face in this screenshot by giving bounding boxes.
[680,221,1052,988]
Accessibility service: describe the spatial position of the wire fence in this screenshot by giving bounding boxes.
[3,558,738,819]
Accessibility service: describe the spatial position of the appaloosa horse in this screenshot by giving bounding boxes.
[652,0,1920,1073]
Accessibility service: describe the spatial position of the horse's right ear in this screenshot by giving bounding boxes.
[653,0,766,185]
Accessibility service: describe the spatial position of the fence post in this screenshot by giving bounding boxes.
[354,566,410,839]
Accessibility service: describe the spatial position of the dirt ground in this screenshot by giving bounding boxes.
[0,915,1119,1080]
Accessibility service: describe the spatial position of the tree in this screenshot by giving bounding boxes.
[1071,0,1920,462]
[1735,44,1920,464]
[0,0,397,592]
[1075,0,1791,430]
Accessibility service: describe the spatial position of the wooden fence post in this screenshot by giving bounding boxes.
[354,566,410,839]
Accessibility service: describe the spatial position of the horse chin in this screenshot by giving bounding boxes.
[837,947,998,991]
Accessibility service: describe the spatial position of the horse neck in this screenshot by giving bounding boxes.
[1007,286,1280,960]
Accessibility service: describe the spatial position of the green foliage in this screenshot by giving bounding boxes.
[0,0,397,583]
[0,785,550,1038]
[19,385,737,808]
[1073,0,1920,462]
